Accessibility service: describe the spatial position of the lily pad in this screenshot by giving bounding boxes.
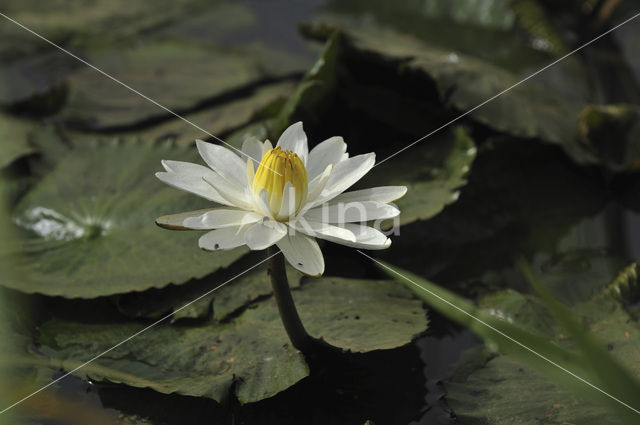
[68,80,295,148]
[362,127,476,226]
[54,40,300,130]
[443,272,640,424]
[446,293,640,425]
[115,258,303,322]
[2,139,247,298]
[446,348,617,425]
[36,277,427,403]
[303,23,597,166]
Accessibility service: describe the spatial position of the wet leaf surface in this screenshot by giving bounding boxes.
[37,277,427,403]
[2,139,247,298]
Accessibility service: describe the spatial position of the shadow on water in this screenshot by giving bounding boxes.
[94,341,435,425]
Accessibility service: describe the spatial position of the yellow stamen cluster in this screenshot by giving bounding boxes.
[252,147,308,220]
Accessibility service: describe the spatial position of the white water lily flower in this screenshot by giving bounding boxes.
[155,122,406,276]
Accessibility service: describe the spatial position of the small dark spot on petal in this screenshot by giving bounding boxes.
[298,262,303,266]
[214,243,220,249]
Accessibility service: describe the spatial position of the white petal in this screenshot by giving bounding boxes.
[332,186,407,204]
[156,170,230,205]
[199,226,248,251]
[291,220,356,242]
[262,140,273,155]
[329,224,391,250]
[304,201,399,223]
[183,208,262,230]
[156,208,214,230]
[157,160,230,204]
[244,219,286,250]
[304,164,333,207]
[202,174,254,210]
[277,233,324,276]
[277,183,296,220]
[276,122,308,164]
[253,188,272,218]
[307,136,347,180]
[247,159,255,187]
[196,140,248,187]
[242,137,266,167]
[316,153,376,203]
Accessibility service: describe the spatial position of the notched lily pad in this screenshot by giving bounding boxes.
[37,277,427,402]
[2,139,247,298]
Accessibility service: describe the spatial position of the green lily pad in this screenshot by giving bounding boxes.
[115,258,303,322]
[311,0,562,74]
[362,127,476,226]
[54,40,300,130]
[0,0,213,106]
[446,348,617,425]
[68,80,295,148]
[442,269,640,424]
[2,139,247,298]
[446,293,640,425]
[303,23,597,166]
[36,277,427,403]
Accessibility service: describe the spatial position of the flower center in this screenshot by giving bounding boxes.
[252,146,308,220]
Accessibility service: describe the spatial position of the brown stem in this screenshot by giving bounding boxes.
[267,246,314,354]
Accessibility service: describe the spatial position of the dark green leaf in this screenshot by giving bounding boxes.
[37,277,427,402]
[2,139,247,298]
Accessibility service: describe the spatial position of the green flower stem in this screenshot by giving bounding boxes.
[267,246,314,354]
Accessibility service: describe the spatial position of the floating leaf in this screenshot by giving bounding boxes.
[115,258,303,322]
[2,139,247,298]
[447,348,616,425]
[37,277,427,402]
[68,80,295,148]
[376,259,640,424]
[303,23,599,166]
[54,40,300,130]
[376,138,608,284]
[446,291,640,425]
[362,127,475,226]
